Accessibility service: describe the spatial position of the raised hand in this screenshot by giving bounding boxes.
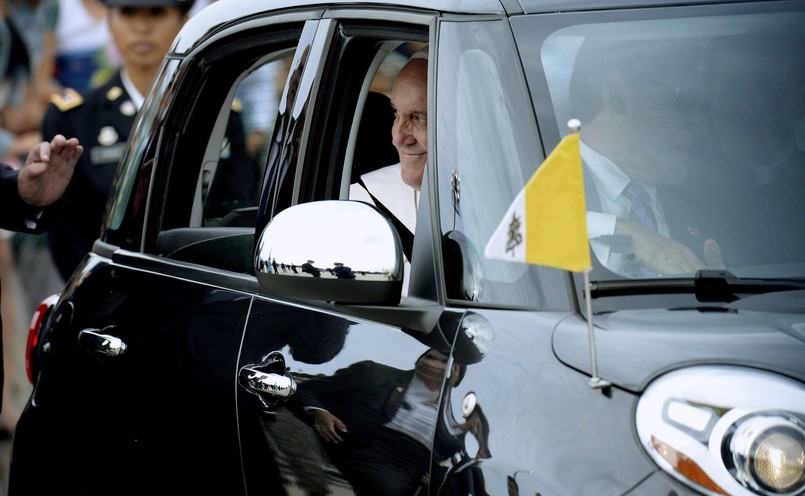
[17,134,83,207]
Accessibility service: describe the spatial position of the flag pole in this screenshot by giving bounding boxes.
[584,268,609,389]
[566,118,611,390]
[484,118,608,388]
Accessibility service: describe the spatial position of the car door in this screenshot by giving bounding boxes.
[235,10,474,495]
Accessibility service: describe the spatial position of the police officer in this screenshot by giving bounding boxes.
[42,0,195,281]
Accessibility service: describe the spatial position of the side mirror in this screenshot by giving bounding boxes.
[254,200,404,304]
[442,230,482,302]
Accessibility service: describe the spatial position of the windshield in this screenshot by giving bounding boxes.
[515,2,805,283]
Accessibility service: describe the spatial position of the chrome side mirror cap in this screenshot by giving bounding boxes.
[255,200,404,304]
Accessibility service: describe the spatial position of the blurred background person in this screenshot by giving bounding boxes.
[2,0,66,317]
[1,0,46,163]
[37,0,113,96]
[41,0,194,282]
[1,0,54,445]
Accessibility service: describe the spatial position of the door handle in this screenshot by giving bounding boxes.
[239,351,297,409]
[239,368,296,398]
[78,327,127,357]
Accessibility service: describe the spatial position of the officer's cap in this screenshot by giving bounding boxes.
[101,0,195,12]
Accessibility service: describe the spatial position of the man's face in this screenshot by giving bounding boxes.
[110,6,187,72]
[390,58,428,190]
[415,348,448,391]
[592,44,709,186]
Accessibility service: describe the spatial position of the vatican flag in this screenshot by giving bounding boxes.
[484,131,590,272]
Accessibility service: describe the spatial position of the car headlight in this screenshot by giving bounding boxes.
[635,366,805,496]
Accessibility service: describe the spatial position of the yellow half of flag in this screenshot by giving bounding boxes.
[484,133,591,272]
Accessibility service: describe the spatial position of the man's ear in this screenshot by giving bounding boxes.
[602,72,627,114]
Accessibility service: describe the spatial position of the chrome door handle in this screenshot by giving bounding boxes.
[239,351,296,409]
[239,367,297,398]
[78,327,127,357]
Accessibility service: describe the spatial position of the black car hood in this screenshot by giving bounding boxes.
[553,289,805,392]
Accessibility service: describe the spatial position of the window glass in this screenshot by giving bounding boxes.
[199,56,290,228]
[436,20,571,309]
[150,51,294,273]
[515,4,805,282]
[105,59,179,239]
[111,25,303,273]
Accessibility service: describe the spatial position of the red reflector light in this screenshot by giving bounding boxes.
[26,295,59,385]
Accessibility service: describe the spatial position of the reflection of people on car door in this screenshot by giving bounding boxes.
[288,347,455,496]
[430,362,490,495]
[569,38,724,277]
[238,303,352,495]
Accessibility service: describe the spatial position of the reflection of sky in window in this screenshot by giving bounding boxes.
[262,201,398,273]
[283,322,427,376]
[456,49,528,283]
[541,35,583,134]
[541,14,802,134]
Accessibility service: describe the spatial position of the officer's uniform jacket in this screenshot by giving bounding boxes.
[42,70,138,280]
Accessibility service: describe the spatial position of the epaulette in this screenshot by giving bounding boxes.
[231,98,243,113]
[50,88,84,112]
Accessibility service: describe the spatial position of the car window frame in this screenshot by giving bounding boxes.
[129,25,305,273]
[433,17,574,311]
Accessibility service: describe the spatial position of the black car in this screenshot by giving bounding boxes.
[10,0,805,495]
